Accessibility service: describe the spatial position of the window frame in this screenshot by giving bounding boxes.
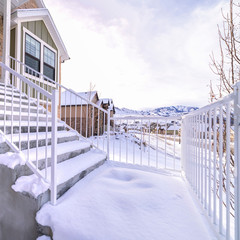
[43,46,56,81]
[23,27,57,86]
[25,33,41,76]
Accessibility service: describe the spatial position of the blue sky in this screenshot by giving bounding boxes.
[45,0,227,109]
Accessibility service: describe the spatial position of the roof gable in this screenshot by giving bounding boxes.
[61,91,98,106]
[11,8,69,62]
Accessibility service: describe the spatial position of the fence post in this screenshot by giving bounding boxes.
[51,89,58,205]
[107,108,111,160]
[181,118,185,173]
[234,83,240,240]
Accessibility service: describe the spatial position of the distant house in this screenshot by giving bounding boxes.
[61,91,115,137]
[101,98,115,115]
[167,124,180,135]
[100,98,115,127]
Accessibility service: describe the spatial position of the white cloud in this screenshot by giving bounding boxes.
[45,0,227,109]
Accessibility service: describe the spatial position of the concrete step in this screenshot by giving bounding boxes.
[0,90,27,99]
[0,104,44,114]
[0,130,79,154]
[0,121,65,134]
[12,148,107,209]
[0,95,37,106]
[0,110,52,122]
[0,82,17,91]
[14,140,92,178]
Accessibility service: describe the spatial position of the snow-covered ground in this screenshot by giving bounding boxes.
[37,161,217,240]
[92,133,181,171]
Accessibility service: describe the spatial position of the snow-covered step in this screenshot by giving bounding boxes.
[0,131,79,154]
[23,140,91,163]
[9,130,77,143]
[0,110,52,122]
[0,95,36,106]
[0,89,24,99]
[12,149,107,207]
[0,120,64,127]
[14,140,92,177]
[0,82,17,91]
[0,121,65,134]
[0,103,44,113]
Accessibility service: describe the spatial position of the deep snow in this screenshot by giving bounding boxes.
[37,162,217,240]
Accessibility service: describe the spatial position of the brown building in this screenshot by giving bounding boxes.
[61,91,113,137]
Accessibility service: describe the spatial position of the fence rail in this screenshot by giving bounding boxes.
[181,83,240,240]
[9,56,108,149]
[102,115,181,171]
[4,56,240,240]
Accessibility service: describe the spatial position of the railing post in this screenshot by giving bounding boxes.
[181,118,185,173]
[107,108,111,160]
[234,83,240,240]
[51,89,58,205]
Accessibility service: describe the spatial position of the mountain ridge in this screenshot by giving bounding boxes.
[115,105,198,117]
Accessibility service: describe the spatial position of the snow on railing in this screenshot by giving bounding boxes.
[181,82,240,240]
[0,61,58,205]
[105,115,181,171]
[10,56,108,149]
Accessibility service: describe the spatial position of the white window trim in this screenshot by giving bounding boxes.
[22,27,57,87]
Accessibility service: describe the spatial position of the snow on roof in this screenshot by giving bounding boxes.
[102,98,110,104]
[101,98,113,105]
[109,103,114,111]
[61,91,97,106]
[167,125,180,131]
[96,99,103,107]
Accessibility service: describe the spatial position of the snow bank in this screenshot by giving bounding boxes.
[37,162,216,240]
[12,175,49,198]
[0,152,26,169]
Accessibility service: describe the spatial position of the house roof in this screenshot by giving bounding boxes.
[102,98,113,105]
[96,99,103,107]
[11,8,70,62]
[61,91,98,106]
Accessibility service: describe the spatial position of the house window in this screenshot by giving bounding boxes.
[44,46,55,81]
[24,29,57,83]
[25,33,41,75]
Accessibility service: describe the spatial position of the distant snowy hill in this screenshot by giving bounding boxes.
[115,105,198,117]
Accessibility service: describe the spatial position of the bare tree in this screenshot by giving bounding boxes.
[209,0,240,216]
[209,0,240,100]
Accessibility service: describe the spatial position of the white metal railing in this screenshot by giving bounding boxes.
[181,82,240,240]
[0,61,58,205]
[7,56,240,240]
[103,115,181,171]
[10,56,108,149]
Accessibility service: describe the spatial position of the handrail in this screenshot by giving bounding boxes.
[181,90,238,240]
[183,93,234,118]
[1,60,58,205]
[9,56,107,113]
[9,56,110,155]
[0,61,52,99]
